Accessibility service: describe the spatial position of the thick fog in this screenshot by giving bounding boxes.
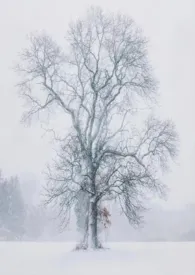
[0,0,195,242]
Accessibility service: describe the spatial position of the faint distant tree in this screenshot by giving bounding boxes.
[16,7,178,249]
[181,230,195,241]
[0,171,25,239]
[24,205,47,240]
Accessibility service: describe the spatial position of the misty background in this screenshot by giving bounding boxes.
[0,0,194,241]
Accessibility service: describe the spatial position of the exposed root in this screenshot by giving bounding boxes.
[74,242,88,251]
[74,240,107,251]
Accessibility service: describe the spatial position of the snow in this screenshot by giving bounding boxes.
[0,242,195,275]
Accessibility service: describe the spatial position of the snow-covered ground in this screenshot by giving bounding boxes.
[0,242,194,274]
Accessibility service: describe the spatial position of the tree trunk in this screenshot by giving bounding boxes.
[76,199,90,250]
[79,215,89,250]
[89,200,99,249]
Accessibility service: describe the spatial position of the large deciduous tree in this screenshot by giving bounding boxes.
[16,7,178,249]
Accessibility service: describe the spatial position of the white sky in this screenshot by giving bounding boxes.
[0,0,194,209]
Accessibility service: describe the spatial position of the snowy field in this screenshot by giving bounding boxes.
[0,242,195,275]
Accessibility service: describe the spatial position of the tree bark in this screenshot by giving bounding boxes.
[89,198,100,249]
[80,214,89,249]
[89,200,99,249]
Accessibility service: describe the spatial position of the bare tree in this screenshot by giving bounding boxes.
[16,7,178,249]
